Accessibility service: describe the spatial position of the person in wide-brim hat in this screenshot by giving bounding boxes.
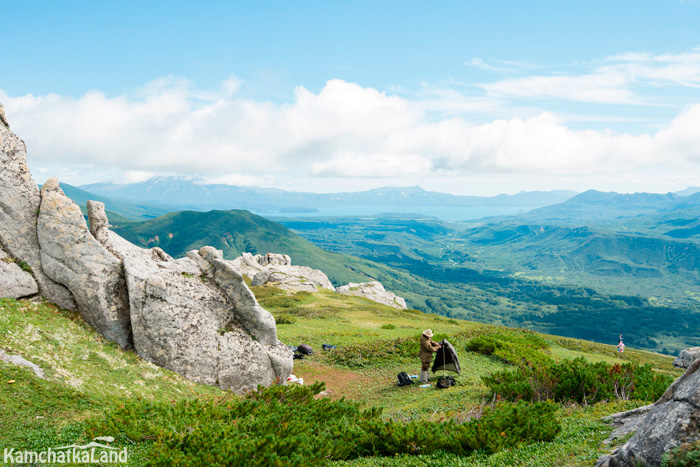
[419,329,441,383]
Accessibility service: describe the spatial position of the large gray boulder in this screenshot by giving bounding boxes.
[0,247,38,298]
[673,347,700,369]
[123,244,292,393]
[596,359,700,466]
[336,281,407,309]
[37,178,132,349]
[0,112,75,309]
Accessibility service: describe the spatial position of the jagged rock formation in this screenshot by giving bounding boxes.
[0,116,76,309]
[336,281,408,309]
[231,252,335,292]
[87,200,111,246]
[0,247,38,298]
[37,178,133,349]
[596,358,700,466]
[0,106,292,393]
[673,347,700,369]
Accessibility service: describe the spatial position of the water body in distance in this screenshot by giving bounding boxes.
[257,205,538,221]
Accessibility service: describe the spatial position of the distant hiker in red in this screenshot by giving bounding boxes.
[419,329,441,383]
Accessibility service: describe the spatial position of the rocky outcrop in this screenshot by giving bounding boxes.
[259,253,291,266]
[231,252,335,292]
[37,178,132,349]
[82,202,293,392]
[336,281,407,309]
[252,266,335,292]
[0,115,75,309]
[123,244,291,392]
[596,359,700,466]
[0,106,293,394]
[0,247,38,298]
[673,347,700,369]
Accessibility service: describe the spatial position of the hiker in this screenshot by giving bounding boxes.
[617,339,625,354]
[419,329,441,383]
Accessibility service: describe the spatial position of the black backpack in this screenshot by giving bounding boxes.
[397,372,413,387]
[297,344,314,355]
[436,376,456,389]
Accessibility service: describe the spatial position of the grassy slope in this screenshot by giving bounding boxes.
[1,288,677,466]
[0,298,222,465]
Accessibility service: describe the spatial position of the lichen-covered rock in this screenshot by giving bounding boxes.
[596,359,700,466]
[673,347,700,369]
[336,281,407,309]
[37,178,132,349]
[0,112,75,309]
[0,247,38,298]
[124,246,292,393]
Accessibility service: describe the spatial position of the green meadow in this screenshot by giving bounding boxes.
[0,290,683,466]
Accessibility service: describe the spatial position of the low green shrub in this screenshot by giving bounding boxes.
[381,324,396,330]
[18,260,32,273]
[483,357,673,404]
[86,383,560,466]
[662,439,700,467]
[466,330,552,368]
[275,314,296,325]
[329,337,418,368]
[254,290,312,309]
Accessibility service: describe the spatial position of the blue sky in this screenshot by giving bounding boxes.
[3,1,700,195]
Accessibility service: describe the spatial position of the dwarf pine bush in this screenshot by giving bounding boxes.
[87,382,560,466]
[483,357,672,404]
[466,330,552,368]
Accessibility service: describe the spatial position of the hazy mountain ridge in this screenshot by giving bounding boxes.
[80,177,578,213]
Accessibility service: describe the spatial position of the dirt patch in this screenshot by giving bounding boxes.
[291,361,374,401]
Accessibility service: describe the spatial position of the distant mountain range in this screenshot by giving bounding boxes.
[80,177,579,214]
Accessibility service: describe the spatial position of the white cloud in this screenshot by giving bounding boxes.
[477,49,700,105]
[2,73,700,194]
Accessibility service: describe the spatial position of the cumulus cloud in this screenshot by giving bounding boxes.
[2,73,700,193]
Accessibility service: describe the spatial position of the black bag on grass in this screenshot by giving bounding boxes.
[397,372,413,387]
[297,344,314,355]
[436,375,456,389]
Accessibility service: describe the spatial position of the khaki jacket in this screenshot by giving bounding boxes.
[419,333,440,364]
